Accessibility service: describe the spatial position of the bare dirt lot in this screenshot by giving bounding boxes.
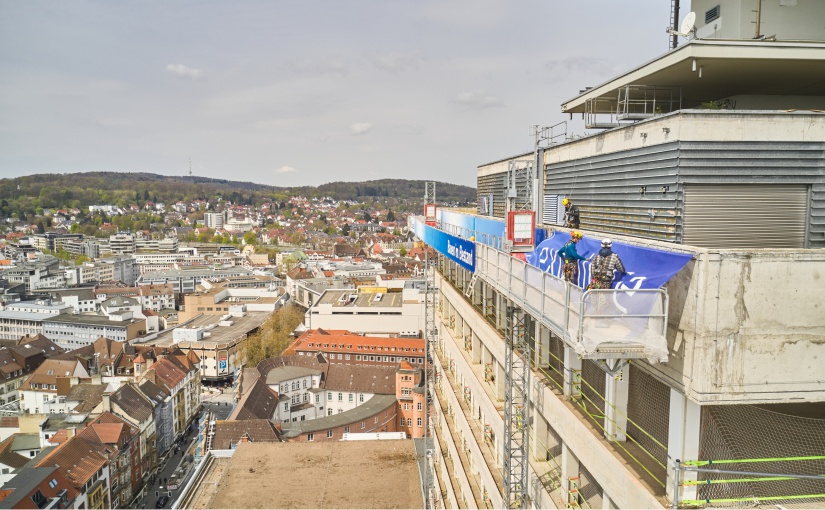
[208,440,423,509]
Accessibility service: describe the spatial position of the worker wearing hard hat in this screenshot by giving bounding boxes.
[562,198,580,229]
[587,238,626,290]
[559,231,587,284]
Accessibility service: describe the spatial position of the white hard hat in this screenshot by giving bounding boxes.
[601,238,612,247]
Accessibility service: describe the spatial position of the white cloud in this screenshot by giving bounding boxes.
[275,165,296,174]
[283,57,348,77]
[372,52,421,74]
[543,56,614,76]
[165,64,204,80]
[454,90,504,110]
[349,122,372,136]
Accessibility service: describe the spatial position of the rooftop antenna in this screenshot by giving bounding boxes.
[667,11,696,44]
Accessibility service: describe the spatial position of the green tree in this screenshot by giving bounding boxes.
[243,231,258,245]
[399,246,407,256]
[243,304,305,366]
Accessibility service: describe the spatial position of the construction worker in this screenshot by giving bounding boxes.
[562,198,580,229]
[588,239,626,290]
[559,231,587,284]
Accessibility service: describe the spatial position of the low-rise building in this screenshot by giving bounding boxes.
[42,314,146,349]
[35,430,112,509]
[0,466,79,509]
[18,359,90,414]
[288,329,425,368]
[136,267,252,295]
[305,287,424,337]
[0,335,64,407]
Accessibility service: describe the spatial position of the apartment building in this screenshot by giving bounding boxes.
[416,4,825,509]
[203,212,226,230]
[136,267,253,295]
[0,335,64,406]
[0,256,65,293]
[35,432,112,509]
[108,233,135,255]
[0,466,79,509]
[17,359,89,414]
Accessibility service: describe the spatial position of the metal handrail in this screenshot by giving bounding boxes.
[473,242,668,361]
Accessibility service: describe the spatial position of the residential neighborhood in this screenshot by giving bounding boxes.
[0,192,437,508]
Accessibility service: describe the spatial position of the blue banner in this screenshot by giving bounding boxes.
[412,219,475,272]
[525,230,693,290]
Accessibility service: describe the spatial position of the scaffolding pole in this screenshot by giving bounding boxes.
[422,182,438,509]
[504,305,530,508]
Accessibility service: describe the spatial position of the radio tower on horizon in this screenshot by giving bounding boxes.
[189,156,193,178]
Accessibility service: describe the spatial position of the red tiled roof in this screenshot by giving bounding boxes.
[293,330,425,355]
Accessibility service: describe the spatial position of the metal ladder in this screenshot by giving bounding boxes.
[464,272,478,298]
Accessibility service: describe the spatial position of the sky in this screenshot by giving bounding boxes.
[0,1,672,188]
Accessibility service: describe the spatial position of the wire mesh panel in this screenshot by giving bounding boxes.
[579,464,604,509]
[697,404,825,507]
[546,334,565,385]
[626,364,670,470]
[580,360,606,419]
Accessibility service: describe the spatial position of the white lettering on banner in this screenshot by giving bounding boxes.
[446,240,473,266]
[614,273,647,313]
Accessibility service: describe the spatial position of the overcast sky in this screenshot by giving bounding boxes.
[0,1,672,187]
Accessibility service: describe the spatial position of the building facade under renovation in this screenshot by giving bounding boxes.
[417,2,825,509]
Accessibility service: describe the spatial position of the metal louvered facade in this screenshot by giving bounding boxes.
[477,172,507,219]
[545,142,682,242]
[477,164,533,219]
[541,138,825,249]
[682,184,808,248]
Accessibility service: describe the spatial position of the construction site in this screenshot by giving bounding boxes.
[412,1,825,508]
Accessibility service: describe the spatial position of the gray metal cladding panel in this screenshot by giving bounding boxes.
[677,140,824,248]
[478,172,507,219]
[677,141,825,179]
[544,142,681,242]
[683,184,808,249]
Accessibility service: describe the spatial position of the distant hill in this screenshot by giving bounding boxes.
[0,172,475,219]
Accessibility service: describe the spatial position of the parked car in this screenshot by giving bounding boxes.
[155,495,170,508]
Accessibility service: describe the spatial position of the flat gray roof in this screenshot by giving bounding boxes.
[0,311,52,321]
[149,311,270,348]
[138,267,252,279]
[317,290,402,308]
[265,366,322,385]
[43,314,141,326]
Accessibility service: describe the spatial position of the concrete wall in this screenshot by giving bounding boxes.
[691,0,825,42]
[650,248,825,404]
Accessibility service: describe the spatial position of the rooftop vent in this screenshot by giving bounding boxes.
[705,5,720,23]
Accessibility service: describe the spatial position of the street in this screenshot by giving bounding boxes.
[131,388,235,509]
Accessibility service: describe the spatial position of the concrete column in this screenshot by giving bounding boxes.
[604,367,630,441]
[531,414,549,461]
[563,347,582,398]
[666,388,702,503]
[536,325,551,368]
[560,444,580,505]
[602,492,614,509]
[495,362,505,401]
[495,293,503,331]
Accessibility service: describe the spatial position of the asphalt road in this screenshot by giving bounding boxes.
[130,390,236,509]
[131,436,196,509]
